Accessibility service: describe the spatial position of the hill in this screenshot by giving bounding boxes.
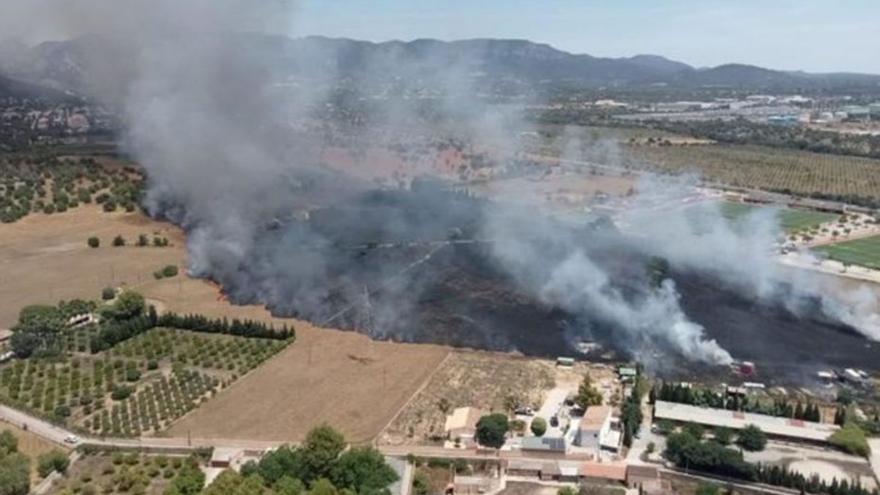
[2,34,879,96]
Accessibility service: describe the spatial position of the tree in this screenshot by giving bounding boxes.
[308,479,339,495]
[275,476,306,495]
[37,450,70,477]
[656,419,675,435]
[713,427,733,446]
[162,265,179,278]
[17,305,61,325]
[112,235,125,247]
[302,426,346,481]
[829,423,870,457]
[476,413,509,448]
[329,447,398,494]
[0,452,29,495]
[137,234,149,247]
[530,417,547,437]
[575,374,603,410]
[412,472,430,495]
[0,431,17,454]
[101,287,116,301]
[736,424,767,452]
[11,306,65,358]
[256,446,307,486]
[87,236,100,248]
[106,290,145,320]
[165,458,205,495]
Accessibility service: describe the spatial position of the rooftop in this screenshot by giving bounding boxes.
[579,462,627,481]
[521,436,567,452]
[580,406,612,431]
[654,401,839,443]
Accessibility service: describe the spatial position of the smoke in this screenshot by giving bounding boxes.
[622,174,880,341]
[4,1,878,370]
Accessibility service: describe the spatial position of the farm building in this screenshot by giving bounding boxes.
[653,401,839,444]
[506,459,543,477]
[626,464,660,489]
[577,406,620,452]
[579,461,627,485]
[444,407,484,447]
[453,474,500,494]
[209,447,266,470]
[556,357,575,367]
[521,435,568,454]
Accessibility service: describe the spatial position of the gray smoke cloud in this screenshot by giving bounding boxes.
[4,0,877,369]
[622,174,880,341]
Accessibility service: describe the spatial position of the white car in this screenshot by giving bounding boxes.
[63,435,80,445]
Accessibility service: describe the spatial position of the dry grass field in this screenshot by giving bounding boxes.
[0,420,67,484]
[0,205,450,444]
[379,351,556,446]
[0,205,182,329]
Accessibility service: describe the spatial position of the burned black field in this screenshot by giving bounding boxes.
[210,183,880,383]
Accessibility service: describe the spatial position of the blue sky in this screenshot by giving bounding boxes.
[289,0,880,74]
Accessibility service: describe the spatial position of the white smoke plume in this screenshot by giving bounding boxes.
[3,1,877,371]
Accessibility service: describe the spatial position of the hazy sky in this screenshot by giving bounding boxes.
[290,0,880,74]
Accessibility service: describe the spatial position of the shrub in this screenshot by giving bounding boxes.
[112,235,125,247]
[87,237,100,248]
[736,424,767,452]
[37,450,70,477]
[476,413,509,448]
[530,417,547,437]
[161,265,179,278]
[829,423,870,457]
[102,287,116,301]
[111,384,134,401]
[137,234,149,247]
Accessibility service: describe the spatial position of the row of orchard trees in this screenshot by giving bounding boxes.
[9,289,294,357]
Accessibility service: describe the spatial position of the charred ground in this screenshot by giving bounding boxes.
[199,180,880,382]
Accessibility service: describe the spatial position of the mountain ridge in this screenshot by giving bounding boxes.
[2,34,879,98]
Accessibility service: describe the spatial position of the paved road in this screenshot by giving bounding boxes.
[0,405,72,447]
[870,439,880,487]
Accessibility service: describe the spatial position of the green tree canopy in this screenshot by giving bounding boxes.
[308,479,340,495]
[575,374,603,410]
[329,447,398,495]
[302,426,346,481]
[257,446,307,486]
[0,431,17,455]
[0,452,29,495]
[530,417,547,437]
[829,423,870,457]
[106,290,145,321]
[476,413,509,448]
[17,304,61,325]
[164,457,205,495]
[736,424,767,452]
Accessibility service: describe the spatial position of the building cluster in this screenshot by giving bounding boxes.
[0,104,108,134]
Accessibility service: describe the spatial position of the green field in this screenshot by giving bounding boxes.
[720,202,838,232]
[814,235,880,270]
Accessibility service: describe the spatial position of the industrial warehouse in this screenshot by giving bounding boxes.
[653,400,840,444]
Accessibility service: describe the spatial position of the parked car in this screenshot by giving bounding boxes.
[63,435,80,445]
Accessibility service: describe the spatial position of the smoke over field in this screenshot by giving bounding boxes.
[7,0,880,378]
